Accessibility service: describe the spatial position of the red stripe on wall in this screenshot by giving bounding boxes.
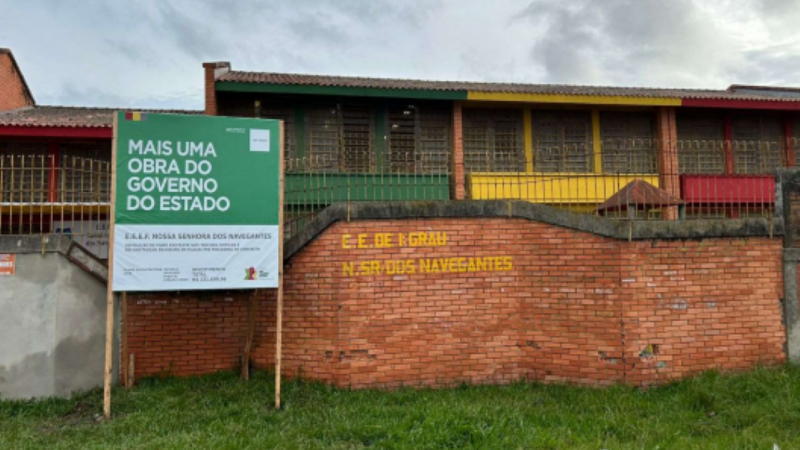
[0,126,112,139]
[682,98,800,111]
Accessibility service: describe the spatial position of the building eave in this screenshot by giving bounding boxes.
[0,125,112,139]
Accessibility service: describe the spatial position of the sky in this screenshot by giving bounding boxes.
[2,0,800,110]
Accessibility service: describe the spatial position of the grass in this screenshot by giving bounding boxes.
[2,367,800,449]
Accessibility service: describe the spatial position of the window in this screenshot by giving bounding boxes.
[306,103,374,172]
[0,142,49,204]
[676,112,725,174]
[531,110,592,172]
[600,112,656,174]
[731,114,784,174]
[219,96,296,159]
[257,103,295,159]
[387,104,450,173]
[60,141,110,203]
[463,108,524,172]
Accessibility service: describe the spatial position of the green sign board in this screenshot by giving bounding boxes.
[111,112,282,292]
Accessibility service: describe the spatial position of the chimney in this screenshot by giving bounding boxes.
[0,48,35,111]
[202,61,230,116]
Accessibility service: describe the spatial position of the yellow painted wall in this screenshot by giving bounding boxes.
[467,173,660,204]
[467,92,682,106]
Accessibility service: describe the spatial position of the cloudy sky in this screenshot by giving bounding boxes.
[3,0,799,110]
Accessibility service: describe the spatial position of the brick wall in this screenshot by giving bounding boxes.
[125,292,251,378]
[125,218,786,387]
[0,52,33,111]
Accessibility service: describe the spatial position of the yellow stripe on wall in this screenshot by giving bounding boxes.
[467,173,660,204]
[467,92,682,106]
[523,108,533,173]
[591,109,602,174]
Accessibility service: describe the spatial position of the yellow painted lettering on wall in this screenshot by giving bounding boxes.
[342,231,448,249]
[340,229,510,278]
[375,233,394,248]
[343,262,354,276]
[344,256,514,278]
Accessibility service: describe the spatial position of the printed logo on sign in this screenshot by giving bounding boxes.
[249,129,270,152]
[244,267,258,280]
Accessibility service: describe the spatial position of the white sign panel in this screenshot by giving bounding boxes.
[113,224,279,291]
[112,113,282,292]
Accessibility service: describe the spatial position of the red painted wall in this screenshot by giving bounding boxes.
[681,175,775,204]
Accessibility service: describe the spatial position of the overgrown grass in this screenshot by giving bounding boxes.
[2,366,800,449]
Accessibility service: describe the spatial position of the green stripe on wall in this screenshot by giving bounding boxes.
[285,174,451,203]
[217,82,468,100]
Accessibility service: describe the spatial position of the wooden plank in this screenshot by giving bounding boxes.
[276,121,285,410]
[121,290,128,388]
[103,113,119,419]
[241,289,258,381]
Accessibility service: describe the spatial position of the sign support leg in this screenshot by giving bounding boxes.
[275,122,285,410]
[103,113,119,420]
[103,290,115,419]
[242,289,258,381]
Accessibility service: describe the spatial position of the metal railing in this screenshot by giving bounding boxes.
[0,139,788,255]
[284,153,451,240]
[466,139,780,220]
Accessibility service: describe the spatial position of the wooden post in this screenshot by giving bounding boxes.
[241,289,258,381]
[121,291,129,388]
[103,113,119,419]
[275,122,285,410]
[128,353,135,388]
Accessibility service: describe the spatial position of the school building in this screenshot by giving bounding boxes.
[4,49,800,397]
[205,61,800,223]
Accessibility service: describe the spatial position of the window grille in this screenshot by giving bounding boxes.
[387,104,450,173]
[463,108,524,172]
[600,112,656,174]
[676,113,725,174]
[257,104,296,159]
[532,110,592,172]
[732,114,784,174]
[0,142,49,203]
[340,105,373,172]
[306,105,341,171]
[306,104,374,172]
[60,141,110,203]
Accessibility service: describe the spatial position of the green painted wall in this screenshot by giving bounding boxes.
[217,82,467,101]
[285,173,451,204]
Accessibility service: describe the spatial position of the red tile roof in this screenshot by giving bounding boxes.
[218,70,800,103]
[0,106,201,128]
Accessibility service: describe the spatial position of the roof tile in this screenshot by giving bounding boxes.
[0,106,201,128]
[218,70,800,102]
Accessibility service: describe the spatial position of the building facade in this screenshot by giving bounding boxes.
[206,62,800,220]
